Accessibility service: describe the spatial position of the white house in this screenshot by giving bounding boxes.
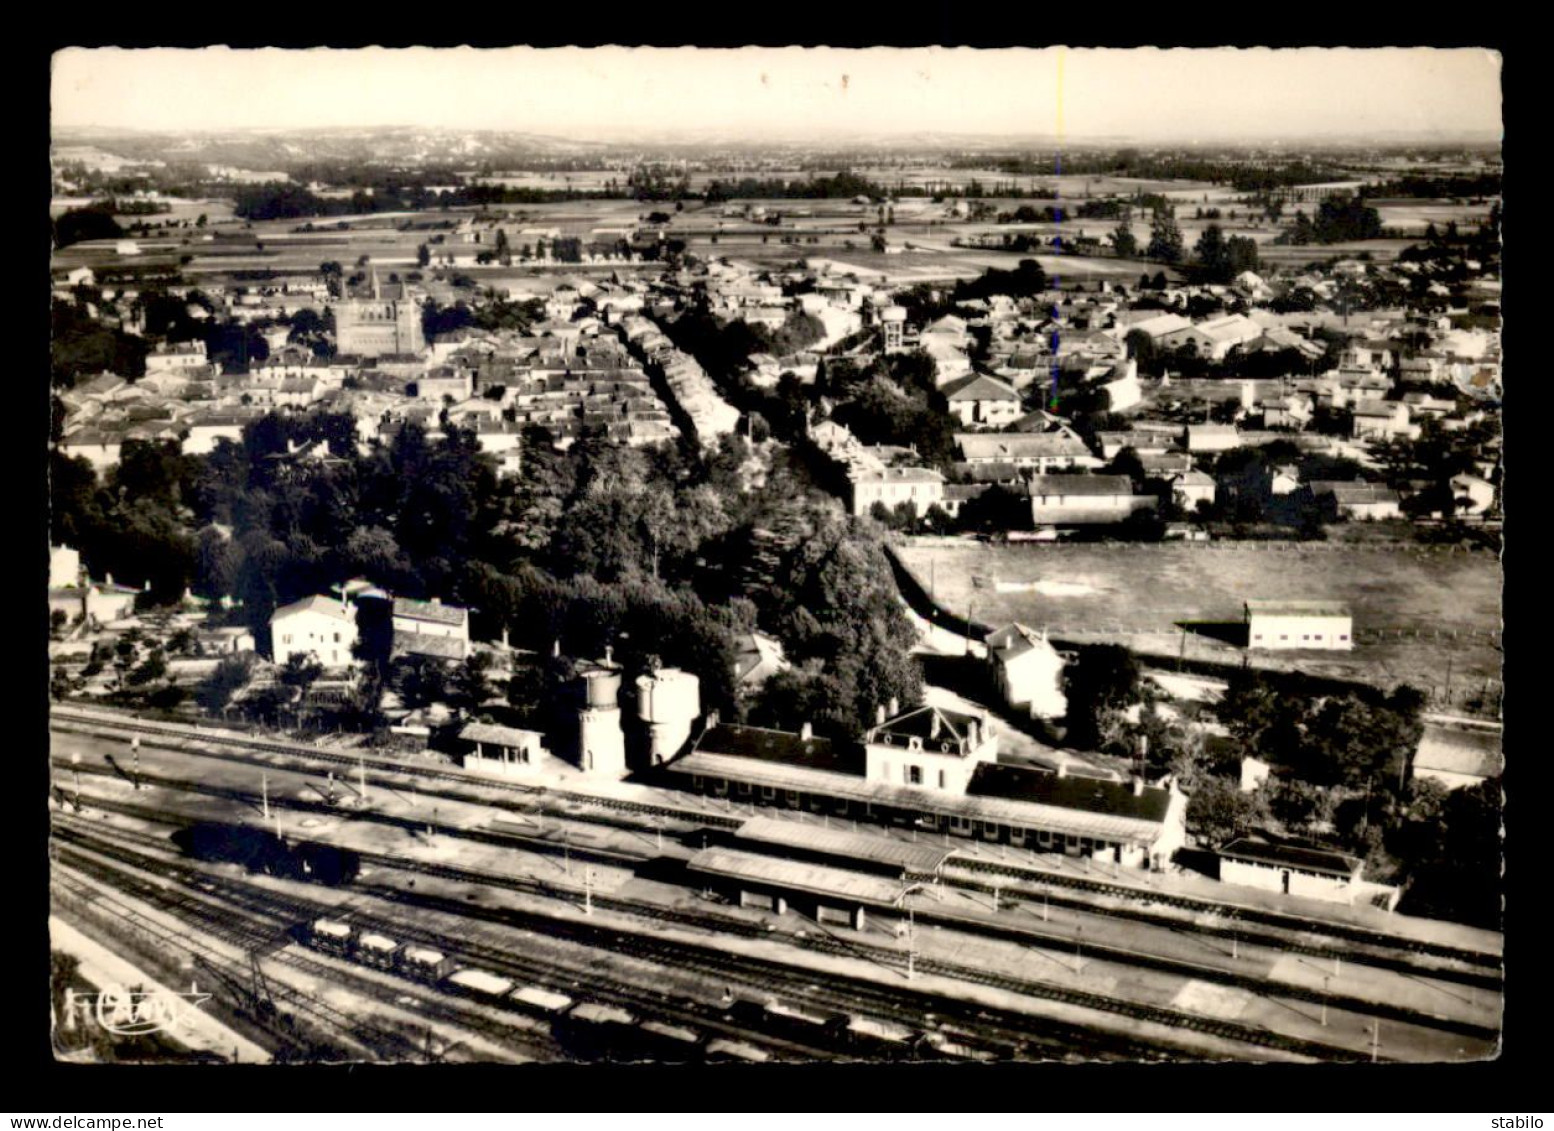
[1351,400,1418,441]
[1169,469,1217,509]
[984,624,1067,719]
[864,704,1000,796]
[270,595,358,669]
[849,466,946,518]
[941,374,1022,428]
[1244,599,1352,651]
[1310,480,1403,521]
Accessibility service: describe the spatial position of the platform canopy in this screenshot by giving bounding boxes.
[735,815,952,875]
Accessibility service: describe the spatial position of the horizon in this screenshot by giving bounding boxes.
[52,46,1503,146]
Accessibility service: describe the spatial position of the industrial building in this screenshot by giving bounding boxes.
[1244,599,1353,651]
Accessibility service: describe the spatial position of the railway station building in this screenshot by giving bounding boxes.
[1217,837,1398,909]
[664,707,1186,871]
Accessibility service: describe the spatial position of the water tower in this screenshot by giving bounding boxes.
[636,668,701,765]
[576,666,626,778]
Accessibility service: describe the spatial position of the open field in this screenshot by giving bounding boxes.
[894,538,1502,699]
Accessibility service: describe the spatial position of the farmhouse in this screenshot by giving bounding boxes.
[1244,599,1352,651]
[1168,469,1217,509]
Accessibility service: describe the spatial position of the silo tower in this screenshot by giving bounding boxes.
[636,668,701,765]
[576,666,626,777]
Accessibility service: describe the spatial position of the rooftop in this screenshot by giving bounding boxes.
[460,722,545,748]
[686,846,907,906]
[392,597,468,626]
[1414,723,1503,780]
[271,595,354,623]
[1219,837,1362,878]
[1028,474,1138,497]
[1244,599,1352,619]
[692,722,855,775]
[967,763,1171,825]
[734,815,953,875]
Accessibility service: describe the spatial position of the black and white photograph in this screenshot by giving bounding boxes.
[46,45,1503,1068]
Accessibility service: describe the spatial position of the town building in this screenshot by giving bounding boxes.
[1244,599,1353,651]
[390,597,471,662]
[848,466,946,518]
[984,624,1067,719]
[940,374,1022,428]
[333,268,425,359]
[956,432,1098,472]
[459,721,548,777]
[270,595,358,669]
[1310,480,1403,521]
[1028,475,1156,526]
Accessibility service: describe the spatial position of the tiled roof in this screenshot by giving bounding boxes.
[391,630,467,660]
[272,595,354,623]
[1028,474,1138,497]
[1244,599,1351,619]
[392,597,468,626]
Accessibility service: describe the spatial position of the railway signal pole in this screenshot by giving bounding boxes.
[71,753,81,809]
[1322,976,1330,1026]
[261,773,270,821]
[583,867,595,917]
[131,737,140,787]
[1371,1020,1380,1062]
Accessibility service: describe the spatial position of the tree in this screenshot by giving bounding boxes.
[450,651,497,712]
[127,650,168,688]
[1147,209,1184,264]
[1110,223,1138,258]
[54,205,123,249]
[1187,775,1270,846]
[197,653,257,714]
[1061,644,1143,749]
[1193,223,1230,282]
[279,652,326,699]
[417,242,431,268]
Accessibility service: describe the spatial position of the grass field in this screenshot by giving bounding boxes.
[894,538,1502,699]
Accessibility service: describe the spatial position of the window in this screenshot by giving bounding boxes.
[334,633,341,643]
[1313,635,1323,641]
[938,770,946,789]
[907,766,923,785]
[1280,635,1288,641]
[1302,635,1310,641]
[761,786,776,801]
[1340,634,1350,641]
[1253,634,1262,641]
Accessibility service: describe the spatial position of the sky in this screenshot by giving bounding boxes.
[51,46,1503,142]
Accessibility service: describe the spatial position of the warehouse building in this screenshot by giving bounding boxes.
[1244,599,1353,651]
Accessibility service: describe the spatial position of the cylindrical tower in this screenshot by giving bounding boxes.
[577,667,625,777]
[635,668,701,765]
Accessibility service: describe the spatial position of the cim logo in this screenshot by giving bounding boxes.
[61,985,212,1036]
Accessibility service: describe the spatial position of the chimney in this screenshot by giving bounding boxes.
[875,704,887,726]
[553,638,561,658]
[105,573,114,587]
[142,580,151,592]
[1056,763,1068,779]
[1132,776,1145,797]
[930,713,941,740]
[604,645,613,666]
[706,709,720,729]
[888,696,899,717]
[800,722,813,742]
[430,596,441,606]
[501,625,510,650]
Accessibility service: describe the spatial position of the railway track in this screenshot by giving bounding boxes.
[56,768,1500,1046]
[54,810,1365,1062]
[52,708,1502,984]
[52,840,562,1063]
[51,814,1188,1062]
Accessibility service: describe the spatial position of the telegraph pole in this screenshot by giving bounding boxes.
[1371,1020,1380,1063]
[358,755,369,805]
[131,737,140,788]
[583,867,594,917]
[261,773,270,821]
[71,753,81,809]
